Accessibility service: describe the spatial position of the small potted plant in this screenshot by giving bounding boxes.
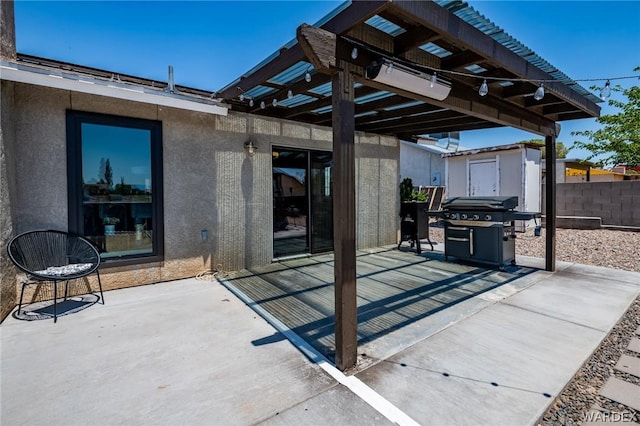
[103,216,120,235]
[399,177,429,239]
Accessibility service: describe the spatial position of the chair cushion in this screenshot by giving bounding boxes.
[34,263,94,277]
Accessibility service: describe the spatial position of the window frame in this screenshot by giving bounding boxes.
[66,110,164,266]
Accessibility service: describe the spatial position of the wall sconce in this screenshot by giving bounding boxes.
[244,140,258,156]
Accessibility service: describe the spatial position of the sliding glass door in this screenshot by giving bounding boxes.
[272,148,332,258]
[310,151,333,253]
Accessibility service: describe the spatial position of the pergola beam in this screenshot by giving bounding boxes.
[389,0,600,118]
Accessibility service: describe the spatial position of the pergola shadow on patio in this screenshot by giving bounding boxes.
[222,247,538,363]
[215,0,602,369]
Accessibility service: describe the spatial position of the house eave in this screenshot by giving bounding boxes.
[0,60,228,117]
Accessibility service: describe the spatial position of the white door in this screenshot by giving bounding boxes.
[469,160,497,196]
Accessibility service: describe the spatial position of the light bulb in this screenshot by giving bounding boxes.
[287,89,293,99]
[249,99,254,107]
[600,80,611,100]
[305,71,311,83]
[534,84,545,101]
[386,62,394,75]
[430,72,437,88]
[351,47,358,60]
[479,79,489,97]
[272,98,278,107]
[260,101,265,109]
[239,93,245,102]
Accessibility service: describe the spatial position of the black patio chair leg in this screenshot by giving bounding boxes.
[64,280,69,300]
[53,280,58,323]
[96,270,104,304]
[18,281,26,316]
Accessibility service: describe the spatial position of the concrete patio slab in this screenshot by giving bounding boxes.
[354,262,639,425]
[1,279,339,426]
[258,384,393,426]
[2,248,639,426]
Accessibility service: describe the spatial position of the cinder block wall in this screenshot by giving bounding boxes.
[543,181,640,226]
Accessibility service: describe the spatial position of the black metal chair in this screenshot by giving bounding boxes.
[7,229,104,322]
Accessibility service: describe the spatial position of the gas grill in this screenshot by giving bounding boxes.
[428,196,540,268]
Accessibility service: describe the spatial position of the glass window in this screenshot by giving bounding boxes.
[67,111,163,263]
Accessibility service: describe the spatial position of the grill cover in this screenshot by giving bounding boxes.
[442,196,518,211]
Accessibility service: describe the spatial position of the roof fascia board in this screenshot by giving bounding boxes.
[442,143,537,157]
[389,1,600,119]
[1,61,228,116]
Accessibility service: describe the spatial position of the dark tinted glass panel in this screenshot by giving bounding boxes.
[81,123,153,258]
[273,149,308,258]
[67,111,163,263]
[310,151,333,253]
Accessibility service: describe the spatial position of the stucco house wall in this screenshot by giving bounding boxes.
[1,80,399,319]
[0,80,17,320]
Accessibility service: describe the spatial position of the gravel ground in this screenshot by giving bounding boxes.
[428,225,640,424]
[427,226,640,273]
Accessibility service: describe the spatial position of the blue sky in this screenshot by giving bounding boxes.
[14,1,640,160]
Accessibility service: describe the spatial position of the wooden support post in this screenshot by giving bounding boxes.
[332,60,357,371]
[297,22,360,371]
[545,134,556,272]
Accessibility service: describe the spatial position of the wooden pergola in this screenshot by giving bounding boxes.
[217,0,601,370]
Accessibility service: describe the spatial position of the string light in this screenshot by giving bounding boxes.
[478,79,489,97]
[335,36,638,101]
[241,46,636,109]
[534,83,545,101]
[600,80,611,100]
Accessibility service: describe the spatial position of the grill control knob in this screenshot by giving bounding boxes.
[485,214,492,221]
[473,214,479,220]
[461,214,467,219]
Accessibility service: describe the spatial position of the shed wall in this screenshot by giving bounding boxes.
[445,147,542,229]
[399,141,446,187]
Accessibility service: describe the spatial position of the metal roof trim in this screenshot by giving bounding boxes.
[0,60,228,116]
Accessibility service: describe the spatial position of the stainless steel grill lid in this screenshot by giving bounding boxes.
[441,196,518,211]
